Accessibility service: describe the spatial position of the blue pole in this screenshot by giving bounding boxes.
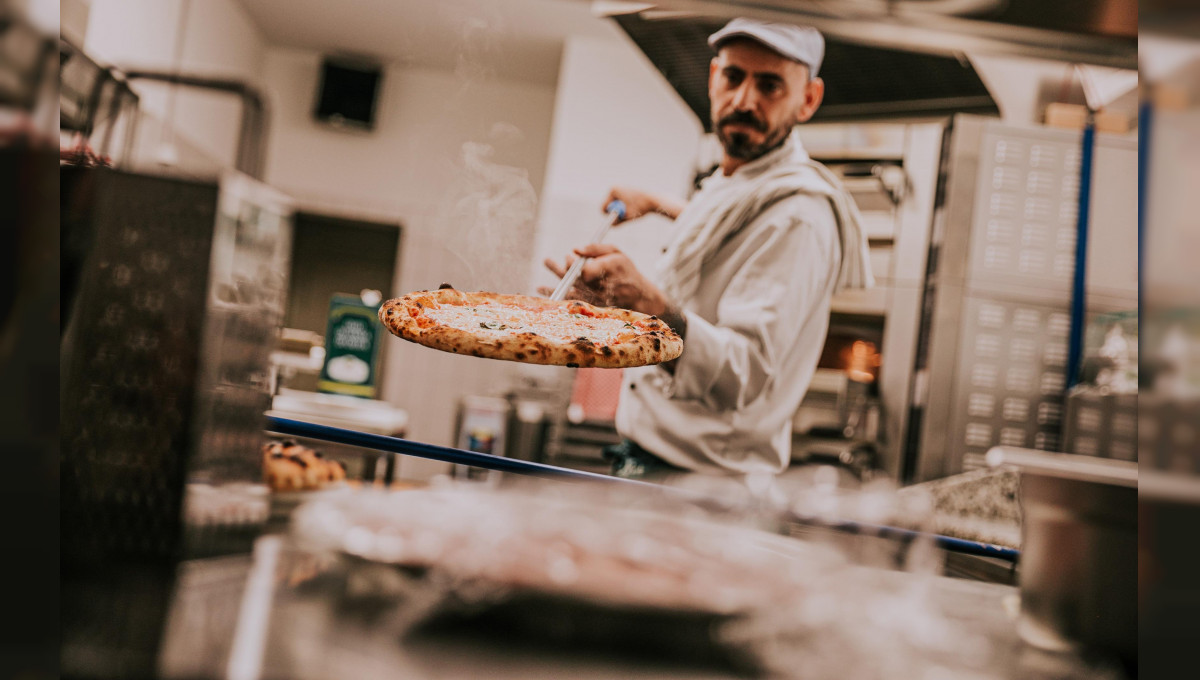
[264,415,649,486]
[264,416,1020,561]
[1138,99,1151,330]
[1067,120,1096,388]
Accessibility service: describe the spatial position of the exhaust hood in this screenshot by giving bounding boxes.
[614,12,999,127]
[606,1,1136,126]
[613,12,998,127]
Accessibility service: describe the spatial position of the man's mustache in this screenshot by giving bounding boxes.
[717,111,767,132]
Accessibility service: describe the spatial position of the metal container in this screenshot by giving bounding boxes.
[987,446,1137,664]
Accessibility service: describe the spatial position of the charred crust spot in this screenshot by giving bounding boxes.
[515,352,525,360]
[600,346,614,357]
[653,338,661,351]
[313,450,323,458]
[288,455,308,469]
[270,452,284,459]
[439,282,455,289]
[566,362,579,368]
[281,439,298,447]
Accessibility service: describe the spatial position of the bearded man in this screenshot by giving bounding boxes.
[545,18,873,478]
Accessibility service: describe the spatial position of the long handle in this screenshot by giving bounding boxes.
[264,415,649,486]
[265,416,1019,561]
[549,200,626,301]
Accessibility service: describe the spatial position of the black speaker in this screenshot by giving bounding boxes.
[314,56,382,131]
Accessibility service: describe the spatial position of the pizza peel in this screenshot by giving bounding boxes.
[548,199,626,301]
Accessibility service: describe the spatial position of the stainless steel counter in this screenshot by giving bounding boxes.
[159,537,1126,680]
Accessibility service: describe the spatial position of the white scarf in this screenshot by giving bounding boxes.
[660,130,874,302]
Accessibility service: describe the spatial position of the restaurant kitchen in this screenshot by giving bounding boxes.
[33,0,1190,678]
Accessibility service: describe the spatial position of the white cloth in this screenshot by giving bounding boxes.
[660,129,873,302]
[616,131,870,474]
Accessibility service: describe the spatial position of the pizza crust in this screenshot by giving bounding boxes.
[379,289,683,368]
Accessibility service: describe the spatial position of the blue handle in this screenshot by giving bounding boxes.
[265,416,648,486]
[606,199,627,221]
[265,416,1020,562]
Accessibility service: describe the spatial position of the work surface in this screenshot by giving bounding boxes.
[160,538,1125,680]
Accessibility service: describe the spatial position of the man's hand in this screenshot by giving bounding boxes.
[541,244,669,317]
[604,187,686,224]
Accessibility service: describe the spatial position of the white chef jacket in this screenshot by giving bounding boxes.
[615,133,852,474]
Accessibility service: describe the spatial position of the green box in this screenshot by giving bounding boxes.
[319,293,383,398]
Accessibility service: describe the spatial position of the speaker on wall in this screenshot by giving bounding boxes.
[314,56,382,131]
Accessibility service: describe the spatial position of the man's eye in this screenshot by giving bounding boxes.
[724,72,743,86]
[759,81,781,95]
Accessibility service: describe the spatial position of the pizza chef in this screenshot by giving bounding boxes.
[544,19,873,479]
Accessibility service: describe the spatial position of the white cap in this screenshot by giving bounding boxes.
[708,18,825,77]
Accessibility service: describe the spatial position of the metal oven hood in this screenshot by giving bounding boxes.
[604,0,1136,127]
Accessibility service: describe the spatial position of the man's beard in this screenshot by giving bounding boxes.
[714,111,792,161]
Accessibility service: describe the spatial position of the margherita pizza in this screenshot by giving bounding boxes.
[378,286,683,368]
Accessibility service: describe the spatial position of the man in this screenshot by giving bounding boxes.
[545,18,873,478]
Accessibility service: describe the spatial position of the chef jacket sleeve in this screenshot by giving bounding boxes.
[666,200,839,410]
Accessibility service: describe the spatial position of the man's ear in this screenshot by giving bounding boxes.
[708,57,719,93]
[796,76,824,123]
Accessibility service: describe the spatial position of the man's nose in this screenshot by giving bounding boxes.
[731,80,756,110]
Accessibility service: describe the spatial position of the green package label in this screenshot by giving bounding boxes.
[319,294,382,398]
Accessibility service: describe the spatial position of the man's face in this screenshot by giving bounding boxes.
[709,40,824,161]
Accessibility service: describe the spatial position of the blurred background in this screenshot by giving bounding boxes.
[0,0,1195,678]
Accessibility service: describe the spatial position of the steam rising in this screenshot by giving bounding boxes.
[441,124,539,293]
[425,9,539,295]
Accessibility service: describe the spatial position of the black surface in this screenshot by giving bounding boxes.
[314,57,382,130]
[60,170,220,679]
[613,14,1000,131]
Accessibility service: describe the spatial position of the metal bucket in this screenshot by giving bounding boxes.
[987,447,1137,664]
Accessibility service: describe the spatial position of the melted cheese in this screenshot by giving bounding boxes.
[424,301,633,345]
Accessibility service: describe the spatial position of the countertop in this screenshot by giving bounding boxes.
[159,534,1123,680]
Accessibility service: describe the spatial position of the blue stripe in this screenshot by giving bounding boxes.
[1138,99,1151,329]
[1067,122,1096,388]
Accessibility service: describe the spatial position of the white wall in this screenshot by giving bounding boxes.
[84,0,266,169]
[529,34,703,306]
[260,47,558,463]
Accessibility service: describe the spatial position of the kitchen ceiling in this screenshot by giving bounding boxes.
[235,0,618,86]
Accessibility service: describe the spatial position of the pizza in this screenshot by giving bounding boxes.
[378,286,683,368]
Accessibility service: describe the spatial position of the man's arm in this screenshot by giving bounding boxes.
[605,187,687,223]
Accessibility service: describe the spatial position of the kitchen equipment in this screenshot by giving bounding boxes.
[913,115,1138,480]
[987,446,1136,664]
[548,199,626,301]
[60,166,291,678]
